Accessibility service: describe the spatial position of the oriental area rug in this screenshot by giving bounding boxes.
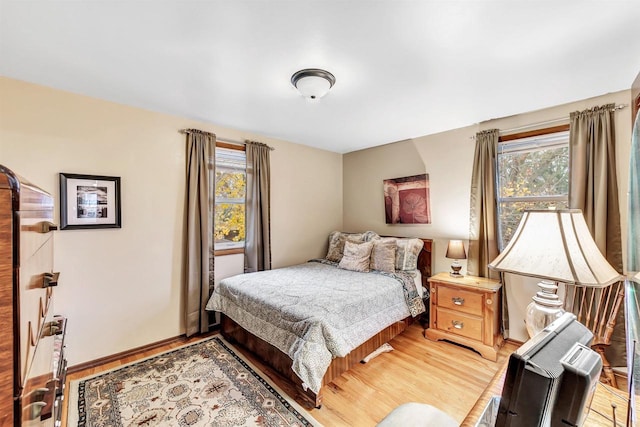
[68,336,322,427]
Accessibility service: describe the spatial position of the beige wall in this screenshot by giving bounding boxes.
[0,77,343,366]
[344,90,633,341]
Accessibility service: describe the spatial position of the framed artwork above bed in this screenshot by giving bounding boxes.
[384,174,431,224]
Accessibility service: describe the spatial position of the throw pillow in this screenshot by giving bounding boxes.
[362,230,381,242]
[395,238,424,271]
[325,231,363,262]
[370,239,397,272]
[338,240,374,272]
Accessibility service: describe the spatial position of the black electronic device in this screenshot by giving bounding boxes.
[496,312,602,427]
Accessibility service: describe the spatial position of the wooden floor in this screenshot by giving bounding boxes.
[63,323,519,426]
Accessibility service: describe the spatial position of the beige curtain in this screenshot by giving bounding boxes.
[569,104,623,273]
[468,129,507,336]
[184,130,215,336]
[569,104,625,366]
[629,109,640,272]
[244,140,271,273]
[468,129,500,279]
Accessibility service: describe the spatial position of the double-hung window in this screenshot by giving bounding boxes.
[214,144,246,253]
[496,130,570,250]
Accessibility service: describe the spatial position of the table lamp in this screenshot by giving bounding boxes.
[488,209,622,337]
[445,240,467,278]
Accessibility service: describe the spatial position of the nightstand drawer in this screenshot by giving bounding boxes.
[437,285,483,316]
[436,308,483,341]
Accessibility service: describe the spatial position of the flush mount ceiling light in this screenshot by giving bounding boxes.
[291,68,336,100]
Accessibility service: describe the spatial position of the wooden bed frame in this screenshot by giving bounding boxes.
[220,237,433,409]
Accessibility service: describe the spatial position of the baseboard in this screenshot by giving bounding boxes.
[504,337,525,346]
[67,334,190,374]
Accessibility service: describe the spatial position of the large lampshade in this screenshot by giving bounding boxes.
[489,209,621,287]
[489,209,623,337]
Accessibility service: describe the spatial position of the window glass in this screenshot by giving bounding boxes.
[215,146,246,250]
[497,131,569,250]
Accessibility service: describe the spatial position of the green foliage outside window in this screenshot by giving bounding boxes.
[214,201,245,243]
[214,148,246,249]
[497,135,569,249]
[498,146,569,198]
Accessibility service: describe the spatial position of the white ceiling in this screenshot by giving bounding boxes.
[1,1,639,153]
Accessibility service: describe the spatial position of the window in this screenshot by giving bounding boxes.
[214,144,246,252]
[496,130,569,250]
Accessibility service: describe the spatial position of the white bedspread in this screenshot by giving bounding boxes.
[206,261,424,394]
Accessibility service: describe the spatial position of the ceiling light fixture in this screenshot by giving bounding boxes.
[291,68,335,100]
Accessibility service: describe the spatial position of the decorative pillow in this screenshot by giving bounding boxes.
[325,231,380,262]
[361,230,380,242]
[369,239,397,272]
[325,231,362,262]
[338,241,374,272]
[394,238,424,271]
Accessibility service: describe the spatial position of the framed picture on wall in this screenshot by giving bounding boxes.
[384,173,431,224]
[59,173,121,230]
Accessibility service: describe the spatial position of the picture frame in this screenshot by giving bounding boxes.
[384,173,431,224]
[59,173,121,230]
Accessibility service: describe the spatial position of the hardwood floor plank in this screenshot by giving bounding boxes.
[63,324,518,426]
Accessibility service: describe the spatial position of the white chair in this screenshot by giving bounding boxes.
[377,402,458,427]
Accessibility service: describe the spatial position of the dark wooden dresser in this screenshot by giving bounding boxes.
[0,166,67,427]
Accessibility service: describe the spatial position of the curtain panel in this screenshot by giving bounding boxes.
[468,129,507,336]
[184,130,215,336]
[629,109,640,273]
[569,103,625,368]
[468,129,500,280]
[569,103,623,273]
[244,141,272,273]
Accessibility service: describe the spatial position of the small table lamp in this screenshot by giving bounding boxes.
[445,240,467,278]
[488,209,622,337]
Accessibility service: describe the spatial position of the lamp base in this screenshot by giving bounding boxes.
[449,261,463,278]
[525,280,565,337]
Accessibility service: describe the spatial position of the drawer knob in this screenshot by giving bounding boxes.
[23,221,58,233]
[43,272,60,288]
[23,402,47,421]
[41,222,58,233]
[487,298,493,305]
[452,320,464,329]
[452,297,465,305]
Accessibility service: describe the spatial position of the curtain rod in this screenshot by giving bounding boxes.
[179,129,275,151]
[498,103,627,135]
[179,128,215,136]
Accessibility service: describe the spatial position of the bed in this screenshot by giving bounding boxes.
[206,232,433,408]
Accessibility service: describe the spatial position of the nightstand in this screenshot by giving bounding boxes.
[425,272,503,361]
